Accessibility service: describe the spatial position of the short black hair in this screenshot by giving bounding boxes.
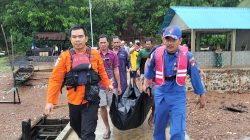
[144,37,153,44]
[98,34,108,41]
[112,36,120,41]
[69,24,88,37]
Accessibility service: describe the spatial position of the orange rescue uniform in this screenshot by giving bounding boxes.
[46,48,110,105]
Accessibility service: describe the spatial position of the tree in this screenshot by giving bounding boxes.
[1,0,90,52]
[0,0,241,52]
[0,0,11,50]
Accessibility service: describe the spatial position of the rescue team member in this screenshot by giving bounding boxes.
[44,25,113,140]
[143,25,206,140]
[98,34,121,139]
[144,28,207,127]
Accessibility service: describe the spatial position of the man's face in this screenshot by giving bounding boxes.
[70,29,88,50]
[112,38,121,49]
[145,41,153,49]
[99,37,109,51]
[163,37,182,53]
[121,41,125,46]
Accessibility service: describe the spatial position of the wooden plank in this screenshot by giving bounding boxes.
[55,123,73,140]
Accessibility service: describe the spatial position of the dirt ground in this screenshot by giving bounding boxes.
[0,71,250,140]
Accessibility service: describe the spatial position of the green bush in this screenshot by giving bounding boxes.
[200,34,226,48]
[10,30,33,55]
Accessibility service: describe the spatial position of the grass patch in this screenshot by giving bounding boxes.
[0,56,12,72]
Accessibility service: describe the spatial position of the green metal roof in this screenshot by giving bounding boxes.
[161,6,250,30]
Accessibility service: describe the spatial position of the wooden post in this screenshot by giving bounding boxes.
[22,119,31,140]
[196,32,200,51]
[231,30,236,66]
[191,29,196,53]
[225,33,230,51]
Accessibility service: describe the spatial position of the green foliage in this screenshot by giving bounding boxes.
[200,34,226,47]
[1,0,91,52]
[10,30,33,53]
[2,0,89,32]
[0,0,241,50]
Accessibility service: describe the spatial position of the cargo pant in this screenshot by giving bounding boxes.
[153,88,186,140]
[68,102,99,140]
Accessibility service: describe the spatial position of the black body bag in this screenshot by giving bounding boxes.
[109,82,152,130]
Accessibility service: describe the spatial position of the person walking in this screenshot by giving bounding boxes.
[136,38,153,85]
[112,36,131,94]
[98,34,121,139]
[44,25,113,140]
[143,25,206,140]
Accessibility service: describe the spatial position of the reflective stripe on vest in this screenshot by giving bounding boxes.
[155,45,166,85]
[176,45,188,86]
[155,45,188,86]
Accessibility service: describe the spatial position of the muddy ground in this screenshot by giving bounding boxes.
[0,71,250,140]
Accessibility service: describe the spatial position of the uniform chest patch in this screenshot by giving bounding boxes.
[189,57,196,67]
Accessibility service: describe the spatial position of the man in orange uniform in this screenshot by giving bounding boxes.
[44,25,113,140]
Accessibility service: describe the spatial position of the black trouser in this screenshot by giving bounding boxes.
[68,102,99,140]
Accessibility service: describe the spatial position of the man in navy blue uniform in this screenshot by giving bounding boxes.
[143,25,206,140]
